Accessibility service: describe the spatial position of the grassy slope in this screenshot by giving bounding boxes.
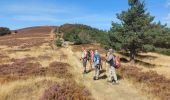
[0,26,170,100]
[0,26,93,100]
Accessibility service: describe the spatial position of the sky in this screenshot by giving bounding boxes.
[0,0,170,30]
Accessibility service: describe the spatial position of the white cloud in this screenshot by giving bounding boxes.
[13,14,114,23]
[164,14,170,27]
[13,15,59,22]
[7,5,69,13]
[3,4,73,14]
[65,15,114,22]
[165,13,170,21]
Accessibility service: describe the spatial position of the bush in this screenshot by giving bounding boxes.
[59,24,106,44]
[63,32,82,44]
[143,44,155,52]
[0,27,11,36]
[55,38,63,47]
[40,81,93,100]
[155,48,170,56]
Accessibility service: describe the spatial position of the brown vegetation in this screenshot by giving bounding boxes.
[0,26,94,100]
[0,38,48,48]
[17,26,55,34]
[0,57,72,83]
[39,81,93,100]
[119,65,170,100]
[48,61,72,78]
[0,53,8,58]
[0,26,55,40]
[37,55,52,60]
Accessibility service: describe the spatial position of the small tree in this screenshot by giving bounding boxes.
[55,38,63,47]
[113,0,154,61]
[0,27,11,36]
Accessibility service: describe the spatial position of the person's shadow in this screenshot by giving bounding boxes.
[117,74,122,80]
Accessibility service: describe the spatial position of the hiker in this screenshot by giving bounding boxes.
[90,49,94,69]
[99,55,103,70]
[106,49,118,84]
[104,49,110,71]
[86,49,92,71]
[81,47,88,74]
[93,50,100,80]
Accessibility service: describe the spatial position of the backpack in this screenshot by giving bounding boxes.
[87,50,91,60]
[94,53,100,66]
[115,56,121,69]
[82,50,87,59]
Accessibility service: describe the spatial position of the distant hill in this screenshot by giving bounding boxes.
[12,26,57,34]
[0,26,58,39]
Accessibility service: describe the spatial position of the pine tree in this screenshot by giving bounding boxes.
[113,0,154,61]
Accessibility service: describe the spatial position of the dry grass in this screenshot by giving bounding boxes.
[3,28,169,100]
[72,44,104,53]
[0,27,93,100]
[0,53,11,64]
[119,65,170,100]
[0,38,48,48]
[137,52,170,67]
[0,77,63,100]
[134,52,170,79]
[118,51,170,79]
[0,58,73,84]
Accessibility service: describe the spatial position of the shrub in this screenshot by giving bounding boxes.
[59,24,106,44]
[143,44,155,52]
[0,27,11,36]
[39,81,93,100]
[63,32,82,44]
[48,61,72,78]
[55,38,63,47]
[155,48,170,56]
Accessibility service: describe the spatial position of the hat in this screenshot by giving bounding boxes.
[109,49,113,53]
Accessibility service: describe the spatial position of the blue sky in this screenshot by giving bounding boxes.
[0,0,170,30]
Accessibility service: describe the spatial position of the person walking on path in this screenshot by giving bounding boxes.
[90,49,94,70]
[106,49,118,84]
[93,50,100,80]
[99,55,103,70]
[81,47,88,74]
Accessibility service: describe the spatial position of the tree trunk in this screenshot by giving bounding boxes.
[130,49,136,64]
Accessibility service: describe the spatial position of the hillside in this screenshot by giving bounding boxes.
[0,26,146,100]
[15,26,57,34]
[0,26,170,100]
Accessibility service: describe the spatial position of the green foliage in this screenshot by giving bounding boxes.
[143,44,155,52]
[107,22,124,49]
[155,48,170,56]
[0,27,11,36]
[149,23,170,49]
[63,32,82,44]
[55,38,63,47]
[108,0,154,60]
[59,24,106,44]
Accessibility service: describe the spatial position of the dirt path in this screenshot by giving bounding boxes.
[62,46,149,100]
